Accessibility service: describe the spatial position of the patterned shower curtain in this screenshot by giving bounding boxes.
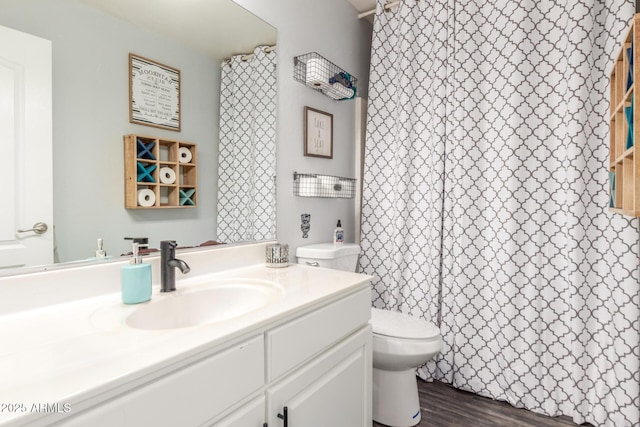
[217,46,277,242]
[359,0,640,425]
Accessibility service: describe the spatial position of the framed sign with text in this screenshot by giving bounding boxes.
[304,106,333,159]
[129,53,181,131]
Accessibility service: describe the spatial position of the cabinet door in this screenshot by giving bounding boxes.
[211,396,265,427]
[267,326,371,427]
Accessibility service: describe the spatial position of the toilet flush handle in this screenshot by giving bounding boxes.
[305,261,319,267]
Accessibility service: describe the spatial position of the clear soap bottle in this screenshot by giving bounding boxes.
[121,242,152,304]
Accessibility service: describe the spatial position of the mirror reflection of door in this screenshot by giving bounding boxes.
[0,24,53,269]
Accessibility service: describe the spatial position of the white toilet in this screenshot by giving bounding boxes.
[296,243,443,427]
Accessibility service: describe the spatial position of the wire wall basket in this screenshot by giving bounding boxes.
[294,52,357,100]
[293,172,356,199]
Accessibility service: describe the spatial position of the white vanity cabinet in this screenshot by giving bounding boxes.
[266,326,371,427]
[41,286,371,427]
[211,396,266,426]
[264,288,372,427]
[57,335,265,427]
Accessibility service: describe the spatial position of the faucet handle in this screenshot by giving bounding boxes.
[160,240,177,250]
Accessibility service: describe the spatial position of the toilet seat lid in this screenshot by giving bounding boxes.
[371,308,440,340]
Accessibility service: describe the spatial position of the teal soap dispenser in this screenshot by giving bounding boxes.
[121,242,152,304]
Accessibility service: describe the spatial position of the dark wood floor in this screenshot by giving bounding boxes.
[373,379,593,427]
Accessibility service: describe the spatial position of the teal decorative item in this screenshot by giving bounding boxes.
[627,44,634,91]
[610,172,616,208]
[137,138,156,160]
[625,99,634,149]
[179,188,196,205]
[137,162,157,182]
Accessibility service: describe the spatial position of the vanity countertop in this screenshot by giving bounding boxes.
[0,263,371,426]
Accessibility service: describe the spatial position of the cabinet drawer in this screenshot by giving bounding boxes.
[267,287,370,381]
[60,335,264,427]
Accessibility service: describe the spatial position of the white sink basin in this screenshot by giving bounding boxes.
[126,279,283,330]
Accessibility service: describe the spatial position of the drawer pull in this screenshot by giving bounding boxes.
[306,261,319,267]
[277,406,288,427]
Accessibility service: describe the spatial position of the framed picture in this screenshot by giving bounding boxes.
[304,106,333,159]
[129,53,181,131]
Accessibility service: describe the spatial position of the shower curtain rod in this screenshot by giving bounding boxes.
[358,1,400,19]
[224,45,276,64]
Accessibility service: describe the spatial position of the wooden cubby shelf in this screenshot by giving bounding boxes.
[124,134,198,209]
[609,15,640,217]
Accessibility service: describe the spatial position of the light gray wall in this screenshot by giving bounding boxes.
[1,0,219,261]
[235,0,373,256]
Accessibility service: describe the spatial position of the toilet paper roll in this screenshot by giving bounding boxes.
[137,189,156,207]
[323,83,354,100]
[159,167,176,184]
[178,147,193,163]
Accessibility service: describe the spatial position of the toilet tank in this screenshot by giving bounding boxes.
[296,243,361,272]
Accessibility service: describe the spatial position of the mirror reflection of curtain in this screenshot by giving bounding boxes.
[217,46,277,242]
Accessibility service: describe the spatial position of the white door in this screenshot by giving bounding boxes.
[0,24,53,269]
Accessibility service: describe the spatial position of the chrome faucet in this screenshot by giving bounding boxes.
[160,240,191,292]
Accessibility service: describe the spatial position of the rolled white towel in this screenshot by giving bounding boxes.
[323,82,354,100]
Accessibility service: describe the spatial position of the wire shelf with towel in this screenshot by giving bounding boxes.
[293,172,356,198]
[294,52,357,100]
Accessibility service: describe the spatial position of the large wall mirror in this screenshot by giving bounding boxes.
[0,0,277,273]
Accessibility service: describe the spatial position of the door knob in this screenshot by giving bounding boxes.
[17,222,48,235]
